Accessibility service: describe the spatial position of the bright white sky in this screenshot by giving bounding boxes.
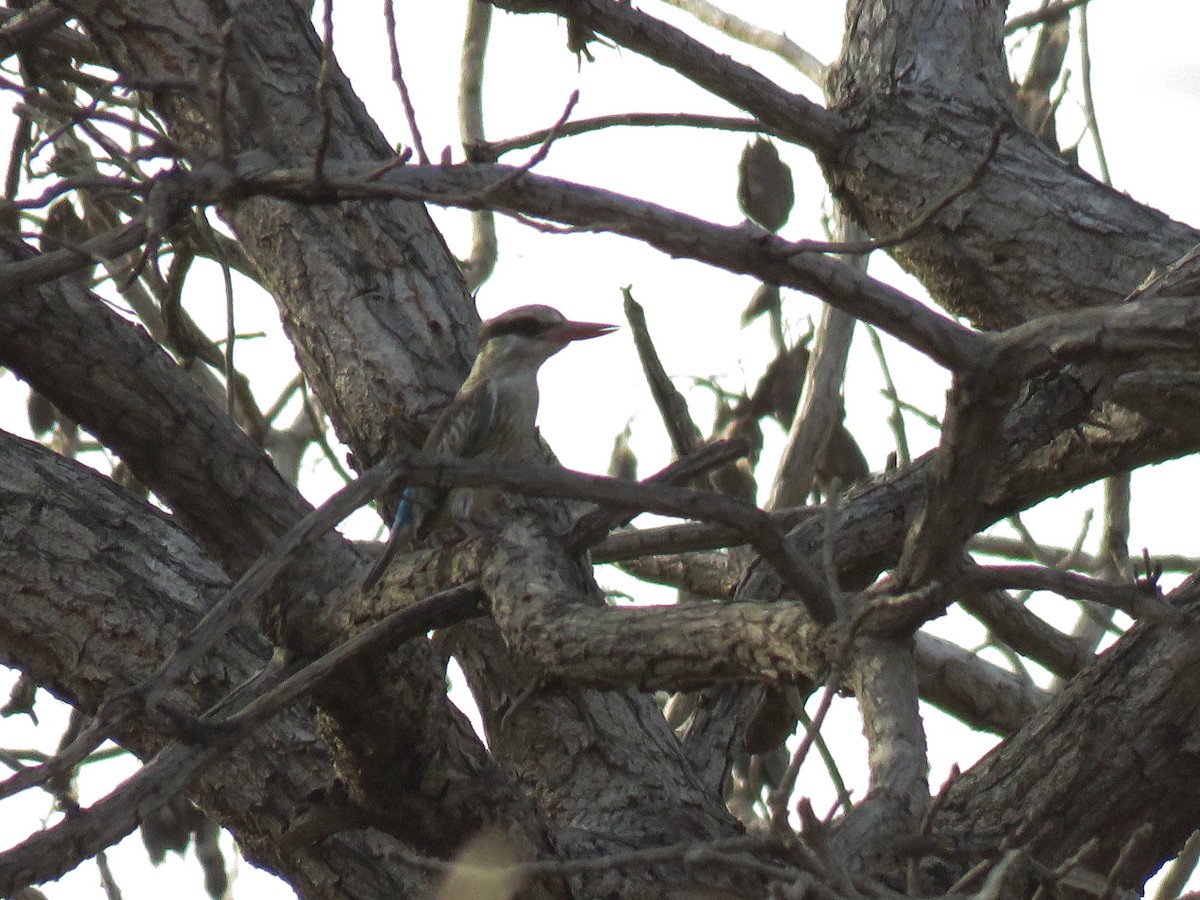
[3,2,1200,898]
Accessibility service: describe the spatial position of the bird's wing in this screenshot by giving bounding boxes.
[423,378,498,459]
[404,378,497,531]
[360,380,497,591]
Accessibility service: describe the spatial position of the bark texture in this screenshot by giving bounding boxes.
[2,0,1200,897]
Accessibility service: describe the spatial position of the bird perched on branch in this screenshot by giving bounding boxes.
[361,304,617,589]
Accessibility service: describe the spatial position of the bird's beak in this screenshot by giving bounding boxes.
[545,320,619,344]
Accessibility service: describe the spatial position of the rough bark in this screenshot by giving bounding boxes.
[2,0,1200,896]
[927,584,1200,892]
[60,0,477,461]
[0,433,434,896]
[824,0,1198,329]
[5,1,751,896]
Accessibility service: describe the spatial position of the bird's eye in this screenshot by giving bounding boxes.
[485,316,545,340]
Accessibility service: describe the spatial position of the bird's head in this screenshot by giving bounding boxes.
[472,304,617,377]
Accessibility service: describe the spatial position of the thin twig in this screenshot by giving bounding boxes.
[384,0,430,165]
[866,324,911,467]
[1077,5,1110,185]
[956,563,1183,625]
[788,128,1004,257]
[1005,0,1091,35]
[795,692,853,816]
[458,0,496,288]
[623,286,704,459]
[215,20,236,166]
[15,89,184,155]
[312,0,336,182]
[768,680,839,829]
[0,716,109,801]
[567,437,750,550]
[970,534,1200,576]
[592,506,816,561]
[478,90,579,202]
[3,109,31,200]
[909,764,962,893]
[475,112,782,161]
[659,0,826,86]
[95,850,120,900]
[198,212,238,420]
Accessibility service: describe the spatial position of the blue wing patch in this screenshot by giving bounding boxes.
[391,486,415,530]
[362,379,497,590]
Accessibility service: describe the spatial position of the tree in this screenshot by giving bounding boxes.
[2,0,1199,897]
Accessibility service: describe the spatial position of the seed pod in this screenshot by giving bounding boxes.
[737,137,794,232]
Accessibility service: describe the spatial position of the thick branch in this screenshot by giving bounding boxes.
[483,519,826,689]
[243,161,989,373]
[487,0,844,156]
[826,0,1199,330]
[0,230,311,571]
[930,580,1200,890]
[0,433,515,897]
[62,0,477,465]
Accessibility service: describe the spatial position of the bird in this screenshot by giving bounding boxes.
[361,304,617,589]
[736,137,794,233]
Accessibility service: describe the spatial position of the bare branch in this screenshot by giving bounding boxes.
[0,739,221,894]
[488,0,845,157]
[831,635,930,871]
[893,373,1018,604]
[612,550,742,599]
[1004,0,1092,34]
[479,90,579,200]
[384,0,431,165]
[484,516,830,689]
[958,588,1094,679]
[567,436,751,551]
[0,4,95,64]
[769,215,863,509]
[371,453,837,623]
[970,534,1200,576]
[992,294,1200,380]
[623,286,704,459]
[475,112,782,161]
[1077,4,1111,184]
[913,633,1047,734]
[659,0,827,86]
[241,160,991,373]
[458,0,496,288]
[956,564,1181,625]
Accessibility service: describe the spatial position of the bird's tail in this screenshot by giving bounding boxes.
[360,489,415,590]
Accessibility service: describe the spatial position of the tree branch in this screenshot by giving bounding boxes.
[486,0,844,156]
[242,161,991,373]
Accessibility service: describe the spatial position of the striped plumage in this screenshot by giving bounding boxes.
[361,304,616,589]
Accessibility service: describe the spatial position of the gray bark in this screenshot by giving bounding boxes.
[2,0,1199,897]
